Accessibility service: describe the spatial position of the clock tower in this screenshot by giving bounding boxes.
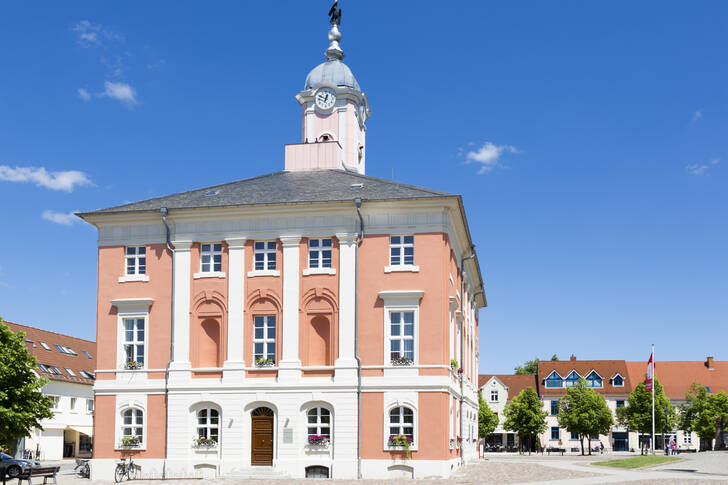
[284,12,371,174]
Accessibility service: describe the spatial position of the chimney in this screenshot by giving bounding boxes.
[706,356,714,369]
[570,355,577,362]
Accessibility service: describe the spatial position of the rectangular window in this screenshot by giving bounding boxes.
[82,350,93,359]
[308,238,332,269]
[125,246,146,275]
[200,243,222,273]
[48,366,62,375]
[570,431,579,440]
[616,400,625,408]
[123,318,145,366]
[48,396,59,409]
[389,235,414,266]
[39,341,51,351]
[551,400,559,416]
[253,315,276,363]
[490,390,498,402]
[79,370,95,379]
[551,427,560,440]
[87,399,94,412]
[54,344,77,355]
[70,397,77,410]
[65,368,76,377]
[254,241,277,271]
[388,311,415,362]
[683,433,691,444]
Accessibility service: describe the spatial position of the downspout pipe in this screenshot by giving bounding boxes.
[160,207,175,479]
[459,247,476,465]
[354,198,364,479]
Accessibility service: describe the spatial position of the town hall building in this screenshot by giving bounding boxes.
[79,7,485,480]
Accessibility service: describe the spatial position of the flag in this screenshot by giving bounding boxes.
[645,351,654,392]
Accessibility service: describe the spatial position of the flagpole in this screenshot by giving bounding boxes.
[651,343,655,455]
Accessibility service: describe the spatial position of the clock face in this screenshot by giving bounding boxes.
[315,88,337,110]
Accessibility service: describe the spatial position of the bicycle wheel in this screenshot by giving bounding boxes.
[128,463,138,480]
[114,465,125,483]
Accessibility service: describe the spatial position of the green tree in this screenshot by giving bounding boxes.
[680,383,728,450]
[557,378,613,455]
[0,318,54,453]
[514,355,559,375]
[478,391,499,439]
[502,386,547,455]
[616,378,675,454]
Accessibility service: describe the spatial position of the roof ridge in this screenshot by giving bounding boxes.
[4,321,96,344]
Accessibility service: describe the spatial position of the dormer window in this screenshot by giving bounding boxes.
[612,374,624,387]
[586,371,603,388]
[544,371,563,388]
[565,371,580,388]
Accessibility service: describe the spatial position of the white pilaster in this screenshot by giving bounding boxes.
[169,241,192,381]
[223,237,246,381]
[337,106,347,165]
[305,105,314,143]
[335,233,358,380]
[278,236,301,381]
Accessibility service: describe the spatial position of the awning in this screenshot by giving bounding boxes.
[67,425,93,437]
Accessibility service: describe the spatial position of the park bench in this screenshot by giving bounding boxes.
[546,447,565,456]
[13,466,60,485]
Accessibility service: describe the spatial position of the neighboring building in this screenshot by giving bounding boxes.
[480,356,727,453]
[477,374,536,450]
[78,13,485,481]
[5,322,96,460]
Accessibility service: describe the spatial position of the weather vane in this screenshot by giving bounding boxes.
[328,0,342,26]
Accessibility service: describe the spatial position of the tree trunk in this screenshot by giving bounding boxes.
[528,435,531,456]
[580,435,584,455]
[588,435,592,455]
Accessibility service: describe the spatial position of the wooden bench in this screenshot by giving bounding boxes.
[546,447,565,456]
[13,466,60,485]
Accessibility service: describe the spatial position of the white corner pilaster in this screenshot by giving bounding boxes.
[335,233,358,381]
[169,241,192,381]
[305,105,314,143]
[223,237,246,381]
[278,236,302,382]
[337,106,347,165]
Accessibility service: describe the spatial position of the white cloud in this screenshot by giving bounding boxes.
[685,158,719,176]
[42,210,80,226]
[77,88,91,101]
[102,81,137,105]
[72,20,123,47]
[465,142,519,174]
[0,165,92,192]
[692,109,703,122]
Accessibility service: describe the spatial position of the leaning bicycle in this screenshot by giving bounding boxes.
[114,457,138,482]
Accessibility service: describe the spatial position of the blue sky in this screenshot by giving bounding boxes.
[0,1,725,374]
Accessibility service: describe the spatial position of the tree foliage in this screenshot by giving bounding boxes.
[514,355,559,375]
[557,378,613,455]
[478,391,499,438]
[679,382,728,450]
[502,386,547,455]
[0,318,54,452]
[616,378,675,453]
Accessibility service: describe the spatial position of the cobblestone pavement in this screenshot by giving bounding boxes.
[50,452,728,484]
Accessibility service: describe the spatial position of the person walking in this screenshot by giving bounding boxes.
[599,441,604,454]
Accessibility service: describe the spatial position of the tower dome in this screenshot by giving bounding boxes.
[304,60,360,91]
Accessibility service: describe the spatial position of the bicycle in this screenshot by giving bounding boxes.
[74,458,90,479]
[114,457,138,482]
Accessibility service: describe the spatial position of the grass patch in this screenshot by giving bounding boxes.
[592,455,680,469]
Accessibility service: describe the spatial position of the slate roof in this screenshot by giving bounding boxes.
[5,321,96,385]
[78,170,454,216]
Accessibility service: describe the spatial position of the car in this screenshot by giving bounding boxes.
[0,452,41,478]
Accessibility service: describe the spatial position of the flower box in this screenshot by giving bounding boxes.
[307,435,330,447]
[390,356,413,366]
[125,361,144,370]
[255,358,275,368]
[450,359,459,371]
[121,436,141,448]
[193,437,218,449]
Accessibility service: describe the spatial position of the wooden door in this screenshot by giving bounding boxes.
[251,409,273,466]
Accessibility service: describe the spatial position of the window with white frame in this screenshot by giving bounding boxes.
[253,315,276,363]
[308,238,332,268]
[121,408,143,445]
[123,318,145,366]
[388,311,415,362]
[70,397,77,410]
[491,390,499,402]
[683,433,691,444]
[39,341,51,351]
[196,408,219,442]
[254,241,276,270]
[389,235,414,266]
[200,243,222,273]
[306,408,331,439]
[65,368,76,376]
[388,406,414,444]
[87,399,94,412]
[126,246,146,275]
[48,396,59,409]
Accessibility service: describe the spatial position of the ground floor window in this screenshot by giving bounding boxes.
[305,466,329,478]
[551,427,560,440]
[121,408,143,445]
[79,434,92,452]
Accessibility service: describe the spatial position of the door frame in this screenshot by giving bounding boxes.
[248,405,276,466]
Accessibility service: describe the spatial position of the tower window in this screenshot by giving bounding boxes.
[318,134,332,142]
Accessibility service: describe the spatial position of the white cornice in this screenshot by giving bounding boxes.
[111,298,153,311]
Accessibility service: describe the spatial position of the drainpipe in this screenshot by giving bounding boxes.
[160,207,175,479]
[354,198,364,479]
[459,247,476,465]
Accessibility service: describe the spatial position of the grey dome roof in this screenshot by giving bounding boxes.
[304,60,360,91]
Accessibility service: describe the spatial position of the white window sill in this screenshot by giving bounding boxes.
[385,445,419,452]
[247,270,280,277]
[118,274,149,283]
[193,271,226,279]
[115,446,146,451]
[384,265,420,273]
[303,267,336,276]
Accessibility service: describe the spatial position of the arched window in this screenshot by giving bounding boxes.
[388,406,414,444]
[196,408,219,442]
[305,466,329,478]
[121,408,143,444]
[306,407,331,439]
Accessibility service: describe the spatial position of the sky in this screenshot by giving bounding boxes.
[0,1,725,374]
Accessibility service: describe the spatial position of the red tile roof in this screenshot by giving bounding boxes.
[537,360,632,396]
[4,321,96,385]
[479,374,538,400]
[626,360,728,400]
